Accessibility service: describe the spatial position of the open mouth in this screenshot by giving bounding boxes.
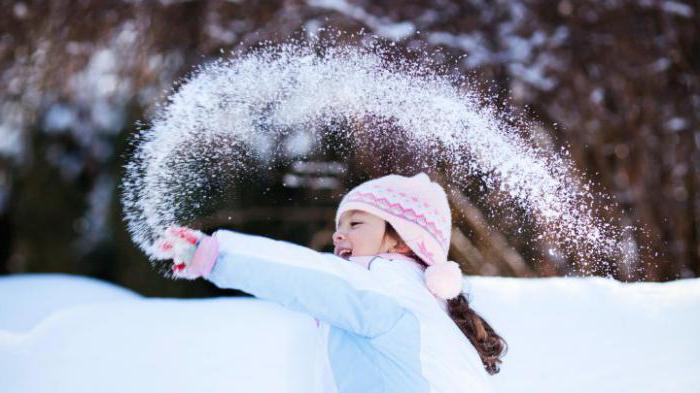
[336,249,352,260]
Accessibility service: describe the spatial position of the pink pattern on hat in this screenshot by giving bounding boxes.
[417,240,435,264]
[343,189,449,251]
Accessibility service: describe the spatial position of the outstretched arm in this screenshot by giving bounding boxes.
[204,229,408,338]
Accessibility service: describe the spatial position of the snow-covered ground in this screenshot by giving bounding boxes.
[1,273,698,392]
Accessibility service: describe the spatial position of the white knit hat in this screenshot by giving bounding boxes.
[335,173,464,300]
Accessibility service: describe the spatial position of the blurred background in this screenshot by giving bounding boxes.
[1,0,698,297]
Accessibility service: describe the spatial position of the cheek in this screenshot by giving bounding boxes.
[349,229,382,250]
[365,228,386,248]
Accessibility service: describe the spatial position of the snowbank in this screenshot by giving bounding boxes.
[0,273,140,332]
[468,276,700,392]
[1,273,698,392]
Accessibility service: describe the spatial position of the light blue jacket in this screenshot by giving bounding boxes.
[206,229,493,393]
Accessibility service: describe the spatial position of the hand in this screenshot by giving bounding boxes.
[152,226,207,279]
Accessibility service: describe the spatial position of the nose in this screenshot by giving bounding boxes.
[332,229,346,245]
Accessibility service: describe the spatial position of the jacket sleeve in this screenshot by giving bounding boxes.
[204,229,408,338]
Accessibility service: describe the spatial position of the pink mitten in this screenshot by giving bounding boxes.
[152,226,218,279]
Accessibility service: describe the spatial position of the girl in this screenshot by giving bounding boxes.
[155,172,507,393]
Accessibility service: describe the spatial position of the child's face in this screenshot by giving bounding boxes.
[333,210,396,259]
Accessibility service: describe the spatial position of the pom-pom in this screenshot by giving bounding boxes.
[424,261,463,300]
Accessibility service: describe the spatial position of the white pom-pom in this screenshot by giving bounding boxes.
[424,261,463,300]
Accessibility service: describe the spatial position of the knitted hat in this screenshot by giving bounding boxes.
[335,173,464,300]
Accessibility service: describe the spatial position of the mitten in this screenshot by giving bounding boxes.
[152,226,217,279]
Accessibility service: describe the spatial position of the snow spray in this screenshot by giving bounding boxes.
[121,33,631,275]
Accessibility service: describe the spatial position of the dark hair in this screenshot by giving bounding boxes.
[384,222,508,375]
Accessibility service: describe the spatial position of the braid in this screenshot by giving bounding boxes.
[447,294,507,374]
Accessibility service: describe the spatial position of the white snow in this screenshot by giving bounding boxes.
[307,0,415,41]
[1,273,698,392]
[659,1,694,18]
[0,274,140,332]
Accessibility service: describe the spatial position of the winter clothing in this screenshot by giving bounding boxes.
[203,229,493,393]
[190,235,219,277]
[152,226,206,279]
[335,173,464,299]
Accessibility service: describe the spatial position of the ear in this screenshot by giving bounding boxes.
[390,242,412,253]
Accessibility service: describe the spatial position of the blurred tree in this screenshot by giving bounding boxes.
[0,0,697,297]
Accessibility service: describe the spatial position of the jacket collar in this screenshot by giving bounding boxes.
[348,252,424,272]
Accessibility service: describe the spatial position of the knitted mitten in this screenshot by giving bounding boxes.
[153,226,218,279]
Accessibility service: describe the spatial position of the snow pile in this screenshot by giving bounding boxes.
[0,274,140,332]
[469,276,700,392]
[1,273,698,393]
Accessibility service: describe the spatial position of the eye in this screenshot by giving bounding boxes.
[350,221,361,227]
